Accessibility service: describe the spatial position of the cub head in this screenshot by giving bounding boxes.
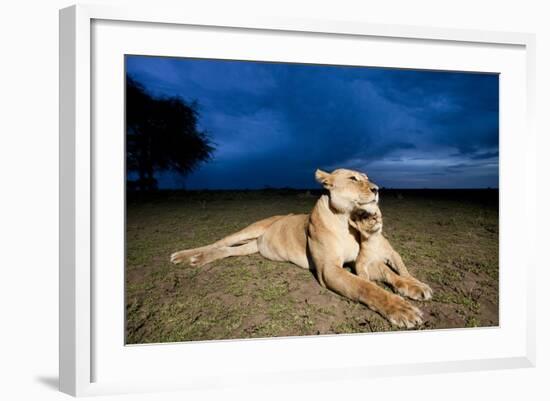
[349,203,383,236]
[315,168,379,214]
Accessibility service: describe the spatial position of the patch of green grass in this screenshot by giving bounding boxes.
[224,265,254,297]
[422,268,463,286]
[331,321,362,334]
[465,315,481,328]
[259,281,289,301]
[252,320,288,338]
[433,291,480,312]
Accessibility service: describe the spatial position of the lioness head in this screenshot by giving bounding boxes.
[315,168,379,214]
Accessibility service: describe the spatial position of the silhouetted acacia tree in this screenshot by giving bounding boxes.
[126,76,215,191]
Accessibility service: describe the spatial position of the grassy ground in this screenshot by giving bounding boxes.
[125,189,498,344]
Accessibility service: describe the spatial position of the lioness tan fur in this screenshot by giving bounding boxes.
[349,204,432,327]
[170,168,427,328]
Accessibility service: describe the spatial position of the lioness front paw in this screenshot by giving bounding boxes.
[395,278,433,301]
[383,297,423,328]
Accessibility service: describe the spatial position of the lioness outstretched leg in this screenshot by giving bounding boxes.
[170,215,287,265]
[187,241,259,267]
[319,265,423,328]
[368,261,432,301]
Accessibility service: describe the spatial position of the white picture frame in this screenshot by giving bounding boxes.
[59,3,536,397]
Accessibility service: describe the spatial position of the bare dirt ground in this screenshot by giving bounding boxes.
[125,189,498,344]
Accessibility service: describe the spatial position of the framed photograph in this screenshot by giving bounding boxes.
[59,4,536,396]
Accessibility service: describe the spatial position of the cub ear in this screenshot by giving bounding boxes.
[315,169,333,188]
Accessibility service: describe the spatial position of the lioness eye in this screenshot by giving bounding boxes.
[349,176,358,181]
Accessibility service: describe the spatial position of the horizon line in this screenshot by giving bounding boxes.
[128,187,499,191]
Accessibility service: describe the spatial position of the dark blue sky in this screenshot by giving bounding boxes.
[126,55,499,189]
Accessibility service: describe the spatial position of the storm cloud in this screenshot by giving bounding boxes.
[126,56,499,189]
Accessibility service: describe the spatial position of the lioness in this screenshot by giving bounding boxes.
[349,204,432,327]
[171,168,425,327]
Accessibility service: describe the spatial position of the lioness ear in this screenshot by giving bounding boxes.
[315,169,333,188]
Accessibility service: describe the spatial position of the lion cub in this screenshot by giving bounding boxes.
[349,204,432,326]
